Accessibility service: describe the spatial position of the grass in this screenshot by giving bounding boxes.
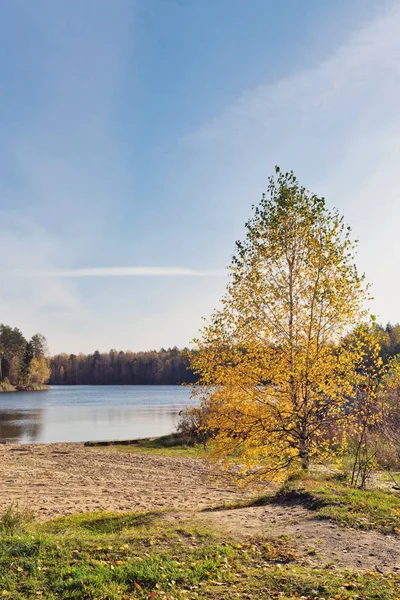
[0,509,234,599]
[0,508,399,599]
[110,433,205,458]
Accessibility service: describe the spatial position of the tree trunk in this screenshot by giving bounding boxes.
[299,435,309,470]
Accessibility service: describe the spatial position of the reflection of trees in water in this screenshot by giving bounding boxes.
[101,407,180,425]
[78,407,180,426]
[0,410,43,442]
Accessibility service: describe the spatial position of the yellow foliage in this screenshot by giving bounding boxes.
[190,168,371,484]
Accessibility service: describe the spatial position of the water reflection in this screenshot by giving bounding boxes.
[0,409,43,443]
[0,386,193,444]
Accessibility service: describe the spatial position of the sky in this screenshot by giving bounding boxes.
[0,0,399,354]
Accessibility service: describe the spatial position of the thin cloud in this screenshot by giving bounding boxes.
[18,266,226,278]
[189,1,400,147]
[180,0,400,326]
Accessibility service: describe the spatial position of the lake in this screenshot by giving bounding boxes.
[0,385,195,444]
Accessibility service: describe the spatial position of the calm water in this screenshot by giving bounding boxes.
[0,386,195,444]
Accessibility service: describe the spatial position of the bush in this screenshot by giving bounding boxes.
[176,406,211,448]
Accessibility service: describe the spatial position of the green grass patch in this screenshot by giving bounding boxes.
[41,511,162,535]
[110,433,206,458]
[268,477,400,534]
[0,508,399,599]
[223,564,400,600]
[0,509,235,599]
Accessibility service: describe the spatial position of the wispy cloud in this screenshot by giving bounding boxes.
[18,267,226,278]
[190,2,400,148]
[181,0,400,324]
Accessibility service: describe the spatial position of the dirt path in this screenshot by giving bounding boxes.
[195,505,400,572]
[1,442,399,573]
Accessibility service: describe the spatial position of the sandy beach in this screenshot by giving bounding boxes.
[0,442,247,520]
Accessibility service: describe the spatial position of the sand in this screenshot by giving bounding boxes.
[0,442,247,519]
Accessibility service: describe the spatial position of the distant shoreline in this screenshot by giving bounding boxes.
[0,383,50,393]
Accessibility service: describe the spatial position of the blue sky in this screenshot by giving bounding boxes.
[0,0,399,353]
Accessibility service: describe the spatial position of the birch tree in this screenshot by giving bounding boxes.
[191,168,369,482]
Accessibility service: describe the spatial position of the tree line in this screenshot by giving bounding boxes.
[0,326,50,391]
[49,348,196,385]
[3,320,400,391]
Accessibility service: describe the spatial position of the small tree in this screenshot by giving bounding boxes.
[345,327,386,488]
[191,168,368,483]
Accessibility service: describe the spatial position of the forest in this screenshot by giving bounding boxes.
[49,347,196,385]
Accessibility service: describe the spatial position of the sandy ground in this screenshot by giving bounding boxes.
[1,442,400,573]
[0,442,248,518]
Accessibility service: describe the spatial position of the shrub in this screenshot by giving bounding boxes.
[176,406,211,449]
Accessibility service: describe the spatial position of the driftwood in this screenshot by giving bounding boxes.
[84,437,156,447]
